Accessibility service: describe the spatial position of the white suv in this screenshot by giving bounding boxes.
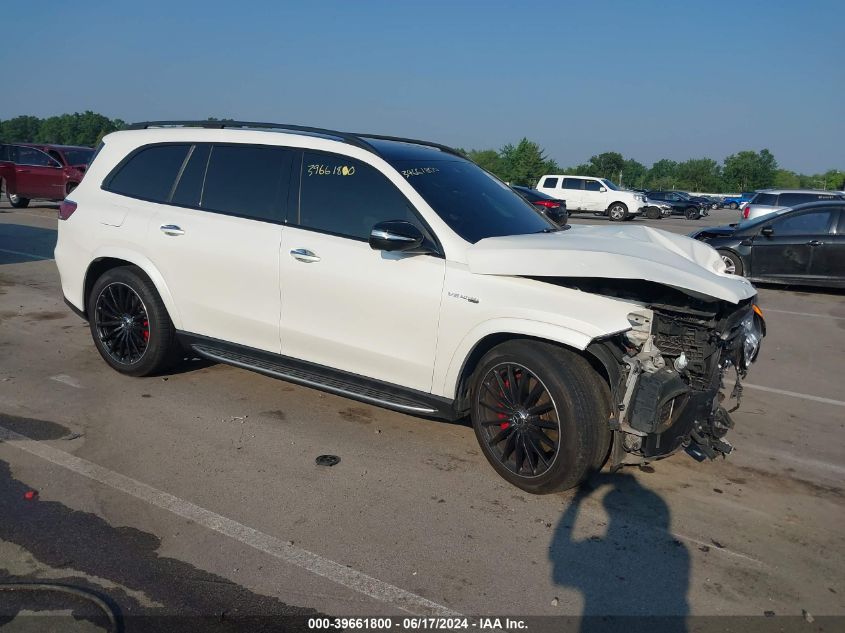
[535,175,646,221]
[55,121,765,493]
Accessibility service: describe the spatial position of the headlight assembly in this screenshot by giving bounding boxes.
[741,313,762,368]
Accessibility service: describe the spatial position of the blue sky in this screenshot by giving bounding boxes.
[3,1,842,172]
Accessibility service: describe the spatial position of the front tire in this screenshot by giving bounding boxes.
[729,202,738,210]
[645,206,662,220]
[87,266,179,376]
[608,203,628,221]
[470,340,610,494]
[685,207,701,220]
[718,250,743,276]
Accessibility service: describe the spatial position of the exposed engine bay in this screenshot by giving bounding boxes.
[539,278,766,466]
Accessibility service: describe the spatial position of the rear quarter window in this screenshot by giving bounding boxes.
[752,193,779,206]
[105,144,190,202]
[779,192,840,206]
[542,177,559,188]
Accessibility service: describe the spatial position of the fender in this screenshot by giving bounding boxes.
[87,246,184,330]
[437,317,611,399]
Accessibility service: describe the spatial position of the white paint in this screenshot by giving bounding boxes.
[0,424,459,617]
[762,308,845,321]
[0,248,52,261]
[743,383,845,408]
[50,374,83,389]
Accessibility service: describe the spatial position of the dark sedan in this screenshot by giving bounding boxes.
[690,201,845,288]
[511,185,568,225]
[646,190,708,219]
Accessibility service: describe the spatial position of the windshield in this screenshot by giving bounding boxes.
[675,191,691,200]
[600,179,623,191]
[392,158,555,243]
[62,148,94,165]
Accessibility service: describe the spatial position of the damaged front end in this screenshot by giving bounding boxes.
[582,280,766,466]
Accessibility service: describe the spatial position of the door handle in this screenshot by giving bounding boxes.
[16,169,31,174]
[290,248,321,263]
[160,224,185,236]
[807,240,824,246]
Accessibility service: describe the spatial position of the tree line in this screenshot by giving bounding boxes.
[1,112,841,193]
[461,139,843,193]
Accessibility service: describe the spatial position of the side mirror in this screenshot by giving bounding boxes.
[599,186,607,192]
[760,226,774,237]
[369,220,425,252]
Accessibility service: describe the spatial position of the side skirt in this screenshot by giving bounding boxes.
[176,332,461,421]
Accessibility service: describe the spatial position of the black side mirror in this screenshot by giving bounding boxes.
[760,226,774,237]
[369,220,425,252]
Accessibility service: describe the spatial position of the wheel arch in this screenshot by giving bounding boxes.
[447,327,614,414]
[715,246,748,275]
[606,200,629,212]
[83,251,182,329]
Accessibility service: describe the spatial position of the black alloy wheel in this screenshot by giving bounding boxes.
[94,282,150,365]
[476,362,560,478]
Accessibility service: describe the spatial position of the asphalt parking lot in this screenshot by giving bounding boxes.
[1,203,843,630]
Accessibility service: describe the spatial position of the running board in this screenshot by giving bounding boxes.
[190,341,452,418]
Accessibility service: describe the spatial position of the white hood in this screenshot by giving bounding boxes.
[467,225,756,304]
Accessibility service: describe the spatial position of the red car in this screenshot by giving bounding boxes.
[0,143,94,208]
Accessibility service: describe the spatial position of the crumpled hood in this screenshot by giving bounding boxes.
[467,224,757,303]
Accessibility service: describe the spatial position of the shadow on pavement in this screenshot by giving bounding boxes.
[549,472,689,633]
[0,459,321,632]
[0,224,57,264]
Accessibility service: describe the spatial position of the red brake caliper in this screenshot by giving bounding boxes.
[499,377,510,429]
[142,320,149,342]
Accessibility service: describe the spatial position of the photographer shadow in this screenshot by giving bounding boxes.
[549,471,690,633]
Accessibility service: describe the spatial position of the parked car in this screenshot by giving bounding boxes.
[0,143,94,208]
[511,185,568,225]
[645,191,707,220]
[642,199,673,219]
[56,120,765,493]
[741,189,845,221]
[691,201,845,288]
[721,192,756,210]
[535,175,646,221]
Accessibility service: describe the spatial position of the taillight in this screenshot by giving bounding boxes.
[59,200,77,221]
[742,206,750,219]
[535,200,559,208]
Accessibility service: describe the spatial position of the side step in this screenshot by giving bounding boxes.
[191,343,447,417]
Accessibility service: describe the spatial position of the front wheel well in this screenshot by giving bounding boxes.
[453,333,611,413]
[83,258,144,317]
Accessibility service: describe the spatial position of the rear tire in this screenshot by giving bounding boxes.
[8,192,30,208]
[608,203,628,221]
[87,266,179,377]
[469,340,610,494]
[718,250,743,276]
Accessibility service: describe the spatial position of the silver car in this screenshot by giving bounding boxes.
[742,189,844,221]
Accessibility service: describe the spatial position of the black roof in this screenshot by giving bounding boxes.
[124,120,465,162]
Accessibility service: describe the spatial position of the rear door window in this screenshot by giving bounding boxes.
[752,193,779,206]
[298,152,420,240]
[542,177,559,188]
[200,144,292,221]
[562,178,583,190]
[171,144,211,207]
[779,192,840,206]
[106,144,191,202]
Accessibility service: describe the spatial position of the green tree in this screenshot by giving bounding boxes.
[586,152,625,181]
[621,159,647,189]
[675,158,722,192]
[647,159,679,190]
[499,138,558,186]
[773,169,801,189]
[722,149,777,191]
[0,116,42,142]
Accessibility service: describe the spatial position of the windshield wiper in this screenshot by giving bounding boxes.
[536,226,568,233]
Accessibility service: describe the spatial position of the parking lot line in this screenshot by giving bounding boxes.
[743,383,845,407]
[0,247,53,261]
[0,424,460,617]
[762,308,845,321]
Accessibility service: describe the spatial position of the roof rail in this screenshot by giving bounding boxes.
[123,120,463,159]
[123,120,378,153]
